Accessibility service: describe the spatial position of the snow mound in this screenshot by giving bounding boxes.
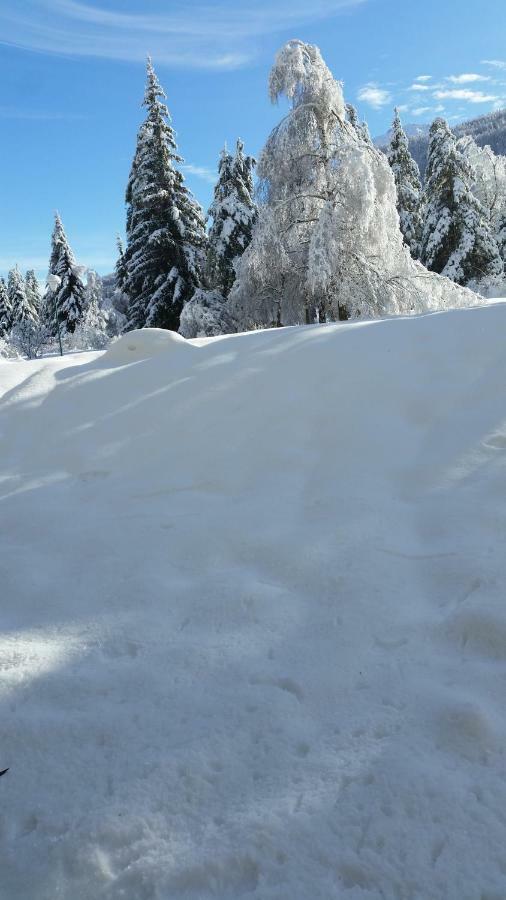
[2,304,506,899]
[101,327,192,363]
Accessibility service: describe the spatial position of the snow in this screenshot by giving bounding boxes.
[102,327,192,362]
[2,306,506,898]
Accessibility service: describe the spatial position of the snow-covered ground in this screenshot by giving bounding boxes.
[2,306,506,899]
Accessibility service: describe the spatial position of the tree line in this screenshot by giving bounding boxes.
[2,41,505,357]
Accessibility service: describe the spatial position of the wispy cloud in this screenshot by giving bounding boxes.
[433,88,499,103]
[408,83,431,92]
[357,82,391,109]
[447,73,490,84]
[0,0,367,69]
[415,75,432,82]
[181,163,216,184]
[481,59,506,70]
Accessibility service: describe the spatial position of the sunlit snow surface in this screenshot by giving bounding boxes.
[2,309,506,899]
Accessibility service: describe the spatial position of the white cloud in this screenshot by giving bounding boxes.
[181,164,217,184]
[415,75,432,82]
[357,82,391,109]
[433,89,499,103]
[408,84,431,92]
[412,106,432,116]
[481,59,506,70]
[0,0,368,68]
[447,73,490,84]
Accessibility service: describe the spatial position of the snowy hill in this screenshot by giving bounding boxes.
[2,308,506,898]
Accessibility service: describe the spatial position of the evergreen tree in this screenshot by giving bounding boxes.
[420,118,503,284]
[84,270,104,326]
[346,103,372,145]
[0,277,12,336]
[206,139,257,296]
[46,213,86,334]
[8,266,37,325]
[25,270,42,320]
[123,58,207,331]
[387,108,423,258]
[115,235,127,297]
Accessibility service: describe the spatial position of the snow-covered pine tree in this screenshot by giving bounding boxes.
[0,277,12,336]
[46,213,86,334]
[206,139,257,296]
[8,266,37,325]
[387,108,423,257]
[346,104,372,146]
[420,118,503,284]
[25,270,42,320]
[68,270,109,350]
[123,58,207,332]
[114,235,127,297]
[84,270,104,324]
[180,139,256,338]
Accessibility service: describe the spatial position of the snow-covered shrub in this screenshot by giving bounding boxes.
[9,319,52,359]
[179,288,236,338]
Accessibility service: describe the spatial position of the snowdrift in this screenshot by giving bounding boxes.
[2,305,506,899]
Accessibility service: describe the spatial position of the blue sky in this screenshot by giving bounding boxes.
[1,0,505,279]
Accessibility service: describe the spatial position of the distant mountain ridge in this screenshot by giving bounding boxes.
[375,107,506,177]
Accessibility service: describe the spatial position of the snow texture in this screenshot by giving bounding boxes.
[2,305,506,898]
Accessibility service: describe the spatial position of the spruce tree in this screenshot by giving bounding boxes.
[123,58,207,331]
[0,277,12,336]
[46,213,86,334]
[346,104,373,145]
[420,118,503,284]
[115,235,127,297]
[206,139,257,296]
[25,270,42,320]
[387,108,423,258]
[8,266,37,325]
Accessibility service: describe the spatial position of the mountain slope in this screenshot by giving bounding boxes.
[376,107,506,176]
[1,309,506,899]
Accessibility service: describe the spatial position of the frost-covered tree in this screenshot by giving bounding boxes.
[8,266,37,325]
[0,277,12,336]
[230,41,477,330]
[458,136,506,233]
[9,319,51,360]
[45,213,86,334]
[498,210,506,263]
[179,287,237,338]
[420,119,503,284]
[387,108,423,257]
[25,270,42,320]
[123,58,207,332]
